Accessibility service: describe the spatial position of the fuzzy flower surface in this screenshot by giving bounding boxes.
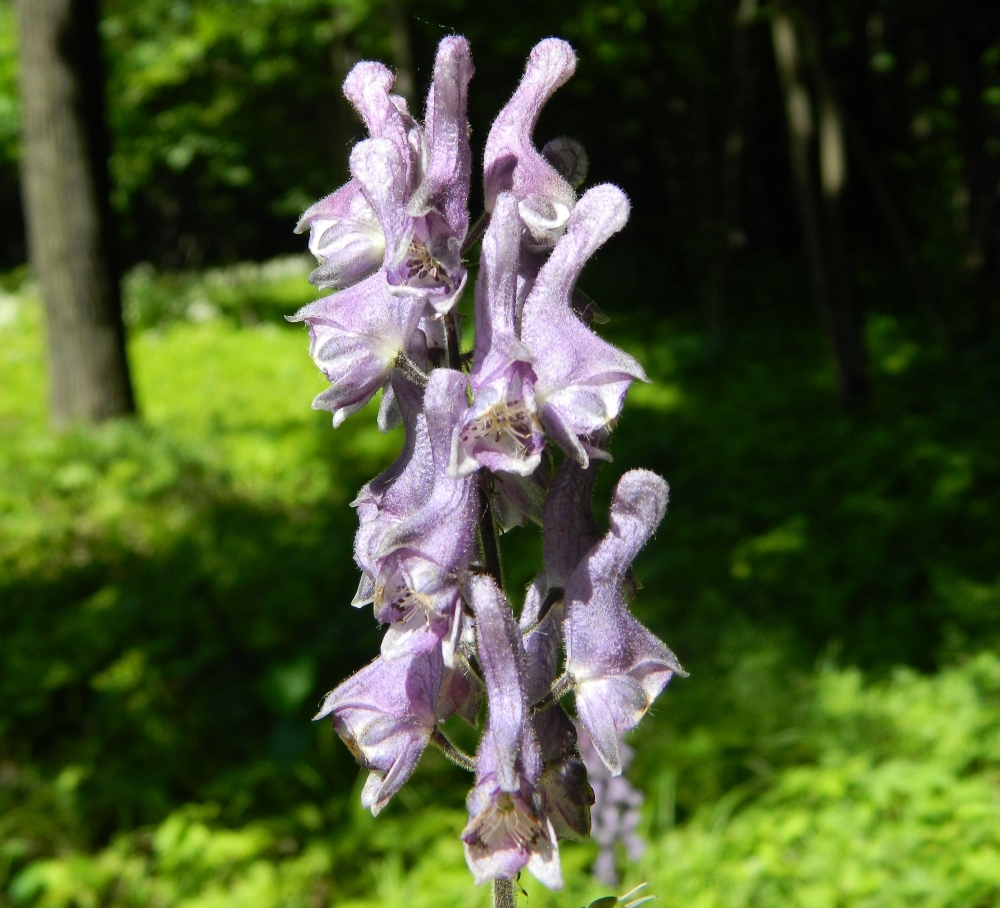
[296,35,684,896]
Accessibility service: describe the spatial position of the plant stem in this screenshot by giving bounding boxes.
[461,211,490,254]
[444,312,463,373]
[477,481,504,589]
[430,727,476,772]
[493,879,516,908]
[531,672,575,714]
[395,352,429,387]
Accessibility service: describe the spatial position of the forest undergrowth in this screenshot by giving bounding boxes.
[1,257,998,907]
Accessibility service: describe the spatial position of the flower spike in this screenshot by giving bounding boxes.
[297,35,684,898]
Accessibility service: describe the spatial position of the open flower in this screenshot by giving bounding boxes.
[288,271,427,427]
[315,641,442,815]
[462,575,563,889]
[451,193,545,479]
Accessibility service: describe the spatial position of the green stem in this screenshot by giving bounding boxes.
[430,727,476,772]
[462,211,490,254]
[531,672,575,714]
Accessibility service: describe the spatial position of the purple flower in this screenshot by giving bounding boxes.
[352,375,430,603]
[542,457,602,590]
[451,193,545,479]
[521,185,647,466]
[564,470,686,774]
[296,62,413,291]
[299,39,474,312]
[296,35,686,897]
[288,274,427,427]
[315,642,442,815]
[297,180,386,292]
[462,575,563,889]
[484,39,579,250]
[358,370,478,660]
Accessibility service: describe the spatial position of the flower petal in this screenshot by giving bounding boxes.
[290,275,426,427]
[409,36,474,238]
[484,38,579,247]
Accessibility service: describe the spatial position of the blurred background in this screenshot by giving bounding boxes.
[1,0,999,905]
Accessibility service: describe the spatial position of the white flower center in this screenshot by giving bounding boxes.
[466,792,543,852]
[460,398,536,460]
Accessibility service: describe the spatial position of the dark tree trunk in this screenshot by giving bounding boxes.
[16,0,135,427]
[771,6,870,409]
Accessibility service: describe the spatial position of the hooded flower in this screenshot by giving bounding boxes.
[298,39,474,312]
[521,184,648,466]
[361,369,478,660]
[287,269,427,427]
[297,35,682,895]
[461,575,563,889]
[564,470,686,775]
[315,640,442,815]
[484,39,580,250]
[296,62,415,291]
[542,456,603,591]
[451,193,545,479]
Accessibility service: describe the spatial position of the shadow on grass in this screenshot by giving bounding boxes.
[3,257,999,869]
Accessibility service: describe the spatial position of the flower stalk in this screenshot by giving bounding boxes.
[295,35,685,903]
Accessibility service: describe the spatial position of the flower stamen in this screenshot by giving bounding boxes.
[460,398,538,461]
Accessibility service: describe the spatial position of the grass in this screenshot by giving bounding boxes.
[1,255,999,907]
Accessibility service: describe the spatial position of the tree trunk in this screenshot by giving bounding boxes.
[771,7,870,409]
[807,18,870,407]
[16,0,135,426]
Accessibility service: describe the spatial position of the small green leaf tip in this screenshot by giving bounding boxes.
[584,882,657,908]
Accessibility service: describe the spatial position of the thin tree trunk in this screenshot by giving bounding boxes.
[771,7,870,408]
[807,18,870,406]
[17,0,135,426]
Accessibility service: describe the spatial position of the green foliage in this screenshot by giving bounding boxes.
[0,0,18,167]
[6,656,999,908]
[122,255,317,329]
[2,261,1000,905]
[640,654,1000,908]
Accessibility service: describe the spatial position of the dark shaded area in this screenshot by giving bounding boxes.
[2,0,999,345]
